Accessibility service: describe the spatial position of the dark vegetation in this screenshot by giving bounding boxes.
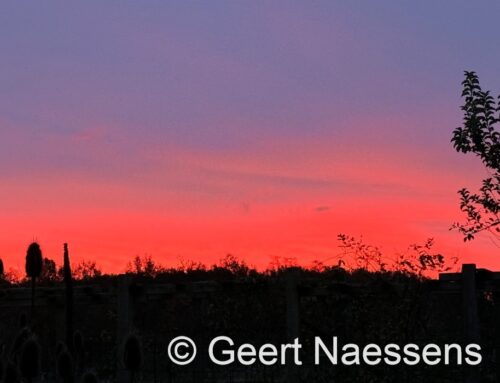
[0,235,459,382]
[452,71,500,241]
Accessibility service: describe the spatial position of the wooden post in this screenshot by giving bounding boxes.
[462,264,480,383]
[286,267,300,383]
[117,275,133,382]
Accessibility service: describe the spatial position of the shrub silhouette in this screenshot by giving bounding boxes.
[74,260,102,281]
[123,333,142,383]
[18,337,40,383]
[39,257,59,283]
[0,258,4,277]
[126,255,161,277]
[25,242,43,317]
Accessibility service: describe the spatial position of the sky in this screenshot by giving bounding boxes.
[1,1,500,273]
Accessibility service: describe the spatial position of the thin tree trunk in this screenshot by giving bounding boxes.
[31,277,35,321]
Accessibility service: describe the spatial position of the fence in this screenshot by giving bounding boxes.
[0,264,496,382]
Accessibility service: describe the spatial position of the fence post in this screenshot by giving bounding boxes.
[462,264,480,383]
[286,267,300,383]
[117,275,133,382]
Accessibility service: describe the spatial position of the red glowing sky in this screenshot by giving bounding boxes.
[1,2,499,274]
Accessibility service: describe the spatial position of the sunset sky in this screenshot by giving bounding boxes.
[1,1,500,273]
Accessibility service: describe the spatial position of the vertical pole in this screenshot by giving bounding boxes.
[462,264,480,383]
[63,243,74,352]
[286,267,300,383]
[117,275,132,382]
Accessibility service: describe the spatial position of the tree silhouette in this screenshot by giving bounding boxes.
[74,260,102,280]
[0,258,4,278]
[25,242,43,317]
[39,258,59,283]
[451,71,500,241]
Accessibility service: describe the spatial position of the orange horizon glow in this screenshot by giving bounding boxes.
[0,136,496,276]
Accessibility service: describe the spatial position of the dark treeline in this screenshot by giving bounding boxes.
[0,234,457,288]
